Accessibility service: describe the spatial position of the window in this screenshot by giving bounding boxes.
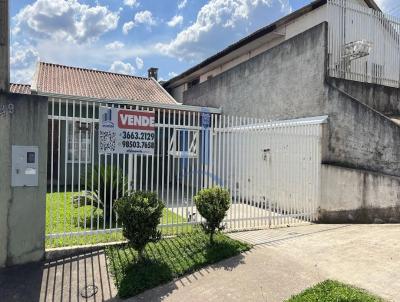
[168,128,199,158]
[67,121,92,163]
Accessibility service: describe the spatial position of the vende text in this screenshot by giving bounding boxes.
[118,110,155,130]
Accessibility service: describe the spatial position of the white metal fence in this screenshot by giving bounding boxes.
[328,0,400,87]
[46,97,325,247]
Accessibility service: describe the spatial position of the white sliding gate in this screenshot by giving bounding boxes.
[46,97,325,247]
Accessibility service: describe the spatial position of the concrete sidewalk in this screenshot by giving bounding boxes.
[1,224,399,301]
[130,224,400,302]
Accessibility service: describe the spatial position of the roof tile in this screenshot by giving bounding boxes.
[35,62,176,104]
[10,83,31,95]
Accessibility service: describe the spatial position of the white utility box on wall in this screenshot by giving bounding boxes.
[11,145,39,187]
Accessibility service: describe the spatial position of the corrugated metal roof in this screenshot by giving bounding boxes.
[33,62,177,104]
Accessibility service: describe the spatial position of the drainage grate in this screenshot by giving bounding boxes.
[80,284,98,298]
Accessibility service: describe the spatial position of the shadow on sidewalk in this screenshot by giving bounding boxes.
[0,250,118,302]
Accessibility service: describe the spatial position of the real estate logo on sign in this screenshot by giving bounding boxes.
[99,107,155,155]
[101,108,114,128]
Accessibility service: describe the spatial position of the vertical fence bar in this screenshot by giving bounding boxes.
[166,110,171,232]
[56,99,61,243]
[196,112,203,223]
[190,111,196,227]
[77,101,82,235]
[90,102,96,233]
[185,112,191,232]
[49,98,54,246]
[84,101,89,235]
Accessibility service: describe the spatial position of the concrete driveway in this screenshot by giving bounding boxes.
[1,224,399,301]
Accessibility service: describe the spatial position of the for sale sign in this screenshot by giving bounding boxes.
[99,107,155,155]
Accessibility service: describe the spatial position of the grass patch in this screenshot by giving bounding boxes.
[286,280,385,302]
[46,192,193,248]
[106,231,251,299]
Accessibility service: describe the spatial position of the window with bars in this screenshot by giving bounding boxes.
[67,121,92,163]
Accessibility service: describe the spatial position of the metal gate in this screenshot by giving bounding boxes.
[46,97,325,248]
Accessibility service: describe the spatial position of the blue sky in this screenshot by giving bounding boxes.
[9,0,398,84]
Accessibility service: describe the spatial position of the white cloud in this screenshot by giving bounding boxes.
[122,10,156,34]
[122,21,135,34]
[167,15,183,27]
[178,0,188,10]
[33,38,156,69]
[123,0,139,8]
[168,71,178,78]
[135,57,144,69]
[157,0,291,61]
[13,0,119,44]
[10,42,39,84]
[134,10,156,26]
[105,41,125,50]
[109,60,135,75]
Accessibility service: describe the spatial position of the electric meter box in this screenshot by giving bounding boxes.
[11,145,39,187]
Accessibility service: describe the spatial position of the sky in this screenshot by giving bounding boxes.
[9,0,399,84]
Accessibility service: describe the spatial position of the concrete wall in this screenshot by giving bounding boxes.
[183,23,327,119]
[328,77,400,116]
[323,85,400,177]
[320,164,400,223]
[0,92,48,267]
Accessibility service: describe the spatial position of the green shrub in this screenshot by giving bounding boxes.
[114,191,165,261]
[194,187,231,244]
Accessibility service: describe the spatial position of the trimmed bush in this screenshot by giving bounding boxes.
[114,191,164,260]
[194,187,231,244]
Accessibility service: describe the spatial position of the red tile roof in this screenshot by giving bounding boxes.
[32,62,177,104]
[10,83,31,95]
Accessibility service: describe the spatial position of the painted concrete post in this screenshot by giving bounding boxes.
[0,92,48,267]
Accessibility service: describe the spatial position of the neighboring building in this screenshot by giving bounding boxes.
[164,0,400,223]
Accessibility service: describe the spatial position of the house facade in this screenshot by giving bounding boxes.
[12,62,182,187]
[164,0,400,223]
